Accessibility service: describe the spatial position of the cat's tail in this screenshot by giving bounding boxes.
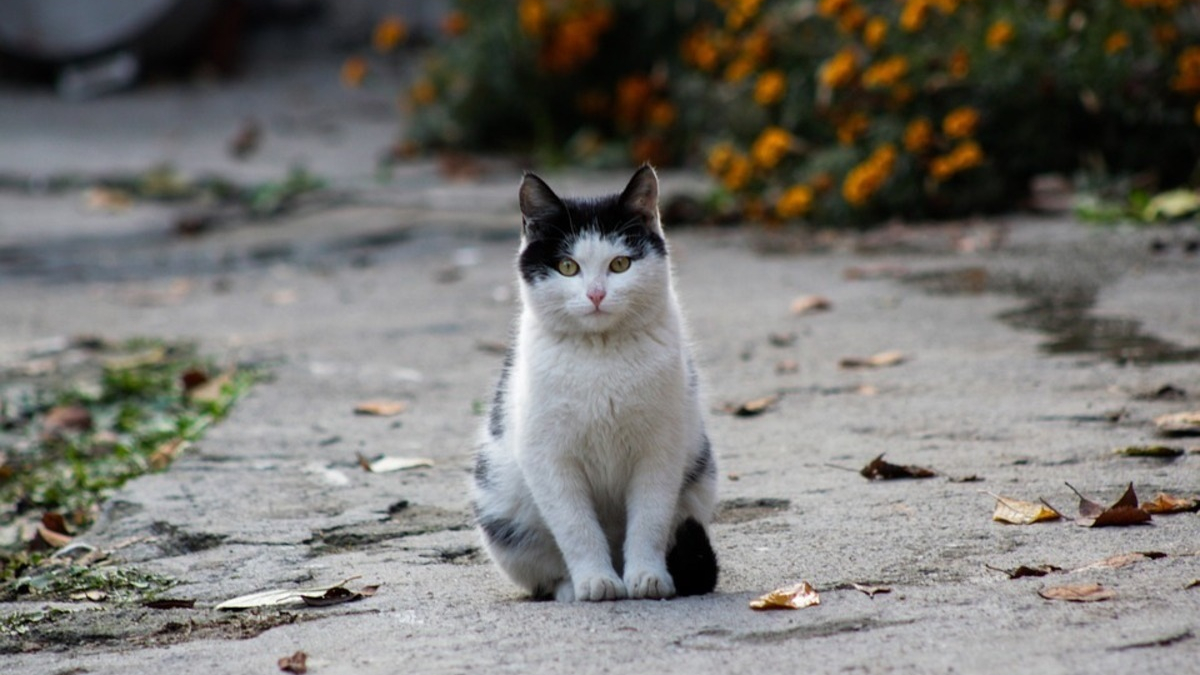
[666,518,718,596]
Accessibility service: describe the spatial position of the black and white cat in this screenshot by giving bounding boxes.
[472,166,718,602]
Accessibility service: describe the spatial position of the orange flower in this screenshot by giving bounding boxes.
[442,11,468,37]
[724,57,756,83]
[754,70,788,106]
[518,0,547,37]
[723,154,753,191]
[707,142,737,175]
[751,126,794,169]
[836,113,869,145]
[943,107,979,138]
[648,101,677,129]
[863,17,888,49]
[373,16,408,53]
[819,48,858,89]
[930,141,984,181]
[986,20,1014,50]
[900,0,928,32]
[903,117,934,153]
[410,80,436,106]
[776,185,814,219]
[948,48,970,79]
[1104,31,1131,54]
[838,6,868,33]
[682,28,720,72]
[615,76,654,128]
[861,56,908,88]
[817,0,852,17]
[341,56,367,88]
[1153,23,1178,46]
[1171,46,1200,93]
[842,144,897,206]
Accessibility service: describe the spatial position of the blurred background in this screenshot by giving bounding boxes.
[0,0,1198,228]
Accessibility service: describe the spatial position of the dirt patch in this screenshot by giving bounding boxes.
[305,503,471,555]
[715,498,791,525]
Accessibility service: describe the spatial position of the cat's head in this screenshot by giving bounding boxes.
[517,165,671,335]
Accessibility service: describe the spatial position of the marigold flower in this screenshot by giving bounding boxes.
[986,20,1014,50]
[648,101,677,129]
[518,0,547,37]
[861,56,908,88]
[1170,47,1200,93]
[836,113,869,145]
[819,48,858,89]
[930,141,983,181]
[682,29,720,72]
[842,144,896,206]
[776,185,814,219]
[615,76,653,128]
[340,56,368,88]
[1153,23,1178,45]
[943,107,979,139]
[863,17,888,49]
[903,117,934,153]
[754,70,787,106]
[373,16,408,53]
[442,11,468,37]
[724,57,756,83]
[723,154,753,191]
[948,48,969,79]
[725,0,764,30]
[817,0,853,17]
[751,126,794,169]
[410,79,436,106]
[900,0,928,32]
[838,6,868,33]
[1104,31,1131,54]
[707,142,737,175]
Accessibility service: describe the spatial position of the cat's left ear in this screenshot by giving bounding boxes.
[619,164,662,234]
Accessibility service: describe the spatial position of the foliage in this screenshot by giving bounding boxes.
[402,0,1200,226]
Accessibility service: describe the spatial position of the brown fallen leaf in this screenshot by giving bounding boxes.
[839,350,906,369]
[775,359,799,375]
[723,394,780,417]
[1113,445,1184,458]
[1038,583,1116,603]
[278,650,308,674]
[986,564,1063,579]
[43,405,93,435]
[1155,411,1200,436]
[1185,579,1200,590]
[1067,482,1151,527]
[148,439,189,471]
[143,598,197,609]
[300,584,380,607]
[1076,551,1166,571]
[843,264,910,280]
[85,187,133,212]
[354,400,408,417]
[750,581,821,610]
[860,453,936,480]
[851,583,891,598]
[1142,492,1199,514]
[790,295,832,316]
[180,368,210,391]
[986,493,1062,525]
[188,371,235,404]
[768,332,797,347]
[355,453,435,473]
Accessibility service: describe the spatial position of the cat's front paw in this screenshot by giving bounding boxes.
[624,566,676,600]
[572,574,627,602]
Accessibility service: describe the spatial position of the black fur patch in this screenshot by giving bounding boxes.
[473,448,492,489]
[488,349,513,439]
[478,515,533,550]
[519,194,667,285]
[666,518,718,596]
[683,435,715,486]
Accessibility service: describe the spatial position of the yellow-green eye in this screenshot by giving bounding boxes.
[557,258,579,276]
[609,256,631,273]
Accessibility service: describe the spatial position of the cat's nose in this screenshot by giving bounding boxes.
[587,287,606,308]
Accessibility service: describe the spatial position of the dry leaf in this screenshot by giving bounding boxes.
[750,581,821,610]
[790,295,832,315]
[1155,411,1200,436]
[43,405,93,435]
[1142,492,1199,514]
[354,400,408,417]
[216,577,366,610]
[188,372,234,404]
[1186,580,1200,590]
[85,187,133,212]
[1113,445,1184,458]
[851,583,891,598]
[768,332,797,347]
[278,651,308,674]
[148,439,189,471]
[724,394,780,417]
[986,564,1063,579]
[860,453,936,480]
[143,598,197,609]
[839,350,906,369]
[35,525,73,549]
[986,493,1062,525]
[843,264,909,280]
[1066,482,1151,527]
[1038,583,1116,603]
[1076,551,1166,571]
[356,453,434,473]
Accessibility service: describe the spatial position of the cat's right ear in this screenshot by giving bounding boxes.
[519,173,567,239]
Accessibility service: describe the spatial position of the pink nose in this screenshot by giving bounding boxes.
[587,287,606,308]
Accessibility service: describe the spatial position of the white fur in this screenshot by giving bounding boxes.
[474,224,716,602]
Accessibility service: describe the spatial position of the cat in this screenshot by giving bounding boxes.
[471,165,718,602]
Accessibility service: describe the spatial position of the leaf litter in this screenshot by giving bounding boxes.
[278,651,308,674]
[1154,411,1200,436]
[1066,483,1151,527]
[860,454,936,480]
[790,295,832,316]
[984,492,1062,525]
[1038,583,1116,603]
[1113,445,1184,458]
[215,577,379,611]
[355,453,434,473]
[839,350,906,369]
[1141,492,1199,514]
[722,394,780,417]
[749,581,821,610]
[353,400,408,417]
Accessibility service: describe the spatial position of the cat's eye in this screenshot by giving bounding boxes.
[556,258,580,276]
[609,256,631,273]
